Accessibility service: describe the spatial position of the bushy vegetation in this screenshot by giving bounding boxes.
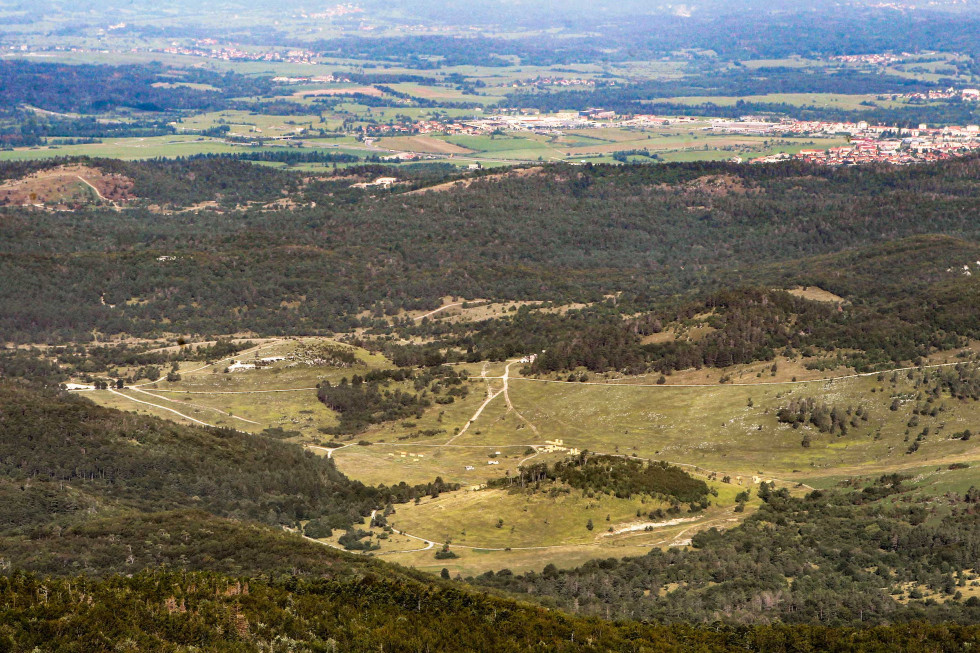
[316,366,469,434]
[490,455,710,504]
[776,396,865,436]
[8,569,980,652]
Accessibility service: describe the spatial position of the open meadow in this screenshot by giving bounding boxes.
[78,321,980,575]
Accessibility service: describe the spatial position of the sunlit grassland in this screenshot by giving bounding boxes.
[371,479,758,575]
[174,110,334,135]
[496,371,980,483]
[87,336,980,493]
[386,482,742,550]
[388,83,506,104]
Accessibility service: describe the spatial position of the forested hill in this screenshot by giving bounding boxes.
[0,381,450,577]
[9,572,980,652]
[4,156,980,342]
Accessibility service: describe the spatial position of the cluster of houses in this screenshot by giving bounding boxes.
[158,41,316,64]
[510,77,597,89]
[538,439,581,456]
[900,87,980,102]
[362,110,701,139]
[295,4,363,19]
[366,119,486,137]
[791,121,980,165]
[706,116,980,166]
[793,137,980,166]
[832,53,903,65]
[272,74,351,84]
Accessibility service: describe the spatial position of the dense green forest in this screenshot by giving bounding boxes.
[3,160,980,647]
[0,61,280,114]
[8,570,980,652]
[4,157,980,352]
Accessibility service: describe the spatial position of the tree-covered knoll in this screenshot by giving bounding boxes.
[490,455,710,505]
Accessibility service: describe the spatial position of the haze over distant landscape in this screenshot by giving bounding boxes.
[4,1,980,650]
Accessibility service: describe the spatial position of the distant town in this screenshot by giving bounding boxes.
[360,103,980,166]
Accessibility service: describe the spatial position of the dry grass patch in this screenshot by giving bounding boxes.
[404,166,544,195]
[0,164,134,207]
[785,286,847,303]
[377,136,474,155]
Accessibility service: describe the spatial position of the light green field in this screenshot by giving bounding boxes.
[739,57,824,69]
[441,134,553,153]
[85,337,980,490]
[0,136,251,161]
[388,83,506,104]
[175,110,326,135]
[388,481,744,550]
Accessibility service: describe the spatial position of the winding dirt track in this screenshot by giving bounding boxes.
[413,302,463,321]
[108,387,214,427]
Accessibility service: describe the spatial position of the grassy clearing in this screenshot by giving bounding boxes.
[441,134,551,153]
[388,485,717,549]
[88,337,980,493]
[81,333,980,575]
[85,337,392,442]
[369,479,758,575]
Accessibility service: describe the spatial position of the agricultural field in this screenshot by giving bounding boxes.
[0,135,252,162]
